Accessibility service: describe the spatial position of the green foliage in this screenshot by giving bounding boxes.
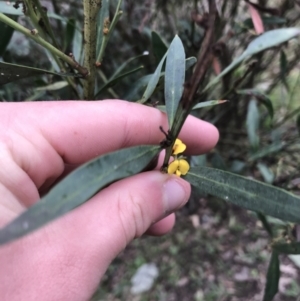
[263,251,280,301]
[1,1,300,299]
[164,35,185,128]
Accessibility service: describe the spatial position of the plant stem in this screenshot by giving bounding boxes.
[96,0,123,64]
[0,13,88,77]
[83,0,102,100]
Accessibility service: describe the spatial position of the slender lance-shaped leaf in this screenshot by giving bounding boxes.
[280,50,289,91]
[156,100,227,113]
[63,18,76,53]
[96,0,109,56]
[246,99,260,149]
[0,145,160,245]
[111,53,148,80]
[204,27,300,92]
[257,163,274,184]
[263,251,280,301]
[257,212,273,237]
[151,31,168,64]
[0,15,16,56]
[249,142,285,161]
[95,66,144,98]
[72,21,83,65]
[127,57,196,101]
[192,99,228,110]
[0,62,82,85]
[164,35,186,128]
[35,81,68,91]
[237,89,274,119]
[184,167,300,224]
[297,115,300,137]
[139,51,168,104]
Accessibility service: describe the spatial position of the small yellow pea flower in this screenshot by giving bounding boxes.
[172,139,186,155]
[167,159,190,177]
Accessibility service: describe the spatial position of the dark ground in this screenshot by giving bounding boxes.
[92,197,300,301]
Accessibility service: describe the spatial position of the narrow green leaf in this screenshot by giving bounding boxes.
[237,89,274,119]
[127,57,195,102]
[257,213,273,237]
[230,160,246,174]
[0,14,16,56]
[96,0,110,56]
[72,21,83,64]
[260,16,287,25]
[164,35,186,128]
[111,53,148,80]
[249,142,285,161]
[95,66,144,98]
[235,17,287,34]
[246,99,260,149]
[246,28,300,56]
[139,51,168,104]
[36,81,68,91]
[63,18,76,52]
[0,145,160,245]
[184,167,300,224]
[157,99,227,113]
[192,100,228,110]
[296,115,300,137]
[0,62,81,85]
[185,56,197,70]
[280,50,289,91]
[263,251,280,301]
[204,28,300,92]
[151,31,168,64]
[273,242,300,254]
[257,163,274,184]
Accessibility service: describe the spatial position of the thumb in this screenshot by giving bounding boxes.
[0,171,190,301]
[54,170,190,272]
[79,171,190,261]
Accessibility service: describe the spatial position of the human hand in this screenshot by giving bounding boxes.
[0,100,218,301]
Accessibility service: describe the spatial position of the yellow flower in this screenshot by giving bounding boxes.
[167,159,190,177]
[172,139,186,155]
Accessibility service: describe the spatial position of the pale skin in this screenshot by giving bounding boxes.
[0,100,219,301]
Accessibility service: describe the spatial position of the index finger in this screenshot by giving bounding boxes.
[40,100,217,161]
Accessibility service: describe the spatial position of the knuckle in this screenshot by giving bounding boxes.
[117,190,148,240]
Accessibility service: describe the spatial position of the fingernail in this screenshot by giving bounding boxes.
[163,178,187,213]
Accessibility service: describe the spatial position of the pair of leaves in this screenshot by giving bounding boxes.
[140,35,186,128]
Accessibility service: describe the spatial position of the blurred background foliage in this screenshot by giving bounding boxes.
[1,0,300,300]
